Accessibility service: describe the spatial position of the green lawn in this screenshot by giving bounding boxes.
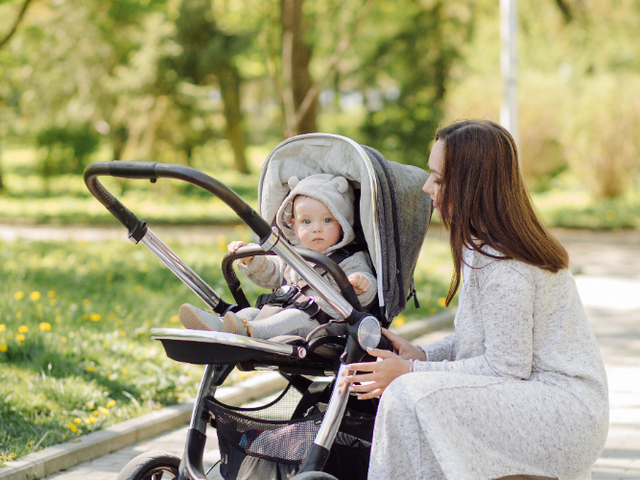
[0,227,453,464]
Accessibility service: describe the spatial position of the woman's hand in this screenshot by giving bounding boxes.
[382,329,427,361]
[228,240,252,265]
[341,348,410,400]
[348,273,370,295]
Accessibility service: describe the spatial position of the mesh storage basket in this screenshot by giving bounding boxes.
[207,381,375,480]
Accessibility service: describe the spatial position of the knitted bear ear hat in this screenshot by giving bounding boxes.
[276,173,355,253]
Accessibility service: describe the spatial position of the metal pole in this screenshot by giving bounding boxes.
[500,0,520,149]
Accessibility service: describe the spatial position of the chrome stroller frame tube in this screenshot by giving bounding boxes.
[179,364,217,480]
[141,228,222,312]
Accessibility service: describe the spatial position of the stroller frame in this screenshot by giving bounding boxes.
[84,133,431,480]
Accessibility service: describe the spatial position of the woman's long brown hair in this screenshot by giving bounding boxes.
[435,120,569,306]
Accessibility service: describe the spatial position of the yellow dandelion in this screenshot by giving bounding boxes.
[68,423,78,433]
[61,336,68,343]
[0,345,7,352]
[90,313,101,322]
[48,291,56,298]
[87,416,97,424]
[14,291,24,300]
[170,315,179,323]
[74,417,82,424]
[106,399,116,408]
[121,369,128,375]
[83,299,91,307]
[134,285,142,293]
[394,315,407,327]
[0,324,5,332]
[30,291,41,301]
[16,311,22,319]
[18,325,28,333]
[99,407,109,415]
[93,410,99,416]
[437,297,447,307]
[39,322,51,331]
[55,316,61,323]
[50,299,57,306]
[86,365,96,372]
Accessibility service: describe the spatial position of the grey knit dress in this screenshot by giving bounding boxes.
[369,247,608,480]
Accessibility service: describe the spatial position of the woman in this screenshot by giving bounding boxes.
[344,120,608,480]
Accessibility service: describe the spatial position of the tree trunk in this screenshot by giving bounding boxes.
[218,65,249,174]
[281,0,318,136]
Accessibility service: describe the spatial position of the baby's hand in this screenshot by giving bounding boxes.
[348,273,370,295]
[228,240,252,265]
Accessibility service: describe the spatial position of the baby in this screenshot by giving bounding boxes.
[179,174,377,339]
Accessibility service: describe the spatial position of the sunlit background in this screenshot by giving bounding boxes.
[1,0,639,462]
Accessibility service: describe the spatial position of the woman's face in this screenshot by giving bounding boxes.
[422,140,445,220]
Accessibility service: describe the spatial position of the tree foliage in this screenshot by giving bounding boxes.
[0,0,638,198]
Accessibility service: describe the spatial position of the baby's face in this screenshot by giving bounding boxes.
[290,196,343,253]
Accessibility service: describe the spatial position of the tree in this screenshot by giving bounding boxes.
[0,0,36,190]
[170,0,252,173]
[356,1,475,168]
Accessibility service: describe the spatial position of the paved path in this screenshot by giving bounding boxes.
[15,227,640,479]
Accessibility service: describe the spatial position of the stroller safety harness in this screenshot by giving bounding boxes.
[84,133,432,480]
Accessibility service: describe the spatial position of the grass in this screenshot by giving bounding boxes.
[0,228,454,464]
[0,146,262,226]
[532,188,640,230]
[1,146,639,229]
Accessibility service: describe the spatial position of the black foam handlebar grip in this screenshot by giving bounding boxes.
[107,161,158,180]
[84,161,273,244]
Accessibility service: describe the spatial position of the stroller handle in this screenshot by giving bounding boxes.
[83,161,273,243]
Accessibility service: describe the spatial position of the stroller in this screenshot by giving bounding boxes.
[84,133,432,480]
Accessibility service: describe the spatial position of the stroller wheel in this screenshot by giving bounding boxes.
[116,451,180,480]
[291,473,338,480]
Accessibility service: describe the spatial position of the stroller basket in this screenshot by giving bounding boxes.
[209,382,374,480]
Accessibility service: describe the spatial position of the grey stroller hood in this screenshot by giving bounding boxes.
[258,133,433,322]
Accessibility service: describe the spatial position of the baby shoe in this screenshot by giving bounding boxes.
[178,304,224,331]
[222,311,253,337]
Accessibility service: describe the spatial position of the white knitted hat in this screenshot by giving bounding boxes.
[276,174,355,253]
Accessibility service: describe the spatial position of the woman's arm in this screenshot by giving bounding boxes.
[419,334,457,362]
[343,265,535,398]
[412,266,534,379]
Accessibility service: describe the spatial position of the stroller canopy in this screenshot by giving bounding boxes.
[258,134,432,322]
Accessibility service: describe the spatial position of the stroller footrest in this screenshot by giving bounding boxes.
[150,328,295,365]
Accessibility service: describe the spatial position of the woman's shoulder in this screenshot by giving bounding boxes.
[474,246,569,286]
